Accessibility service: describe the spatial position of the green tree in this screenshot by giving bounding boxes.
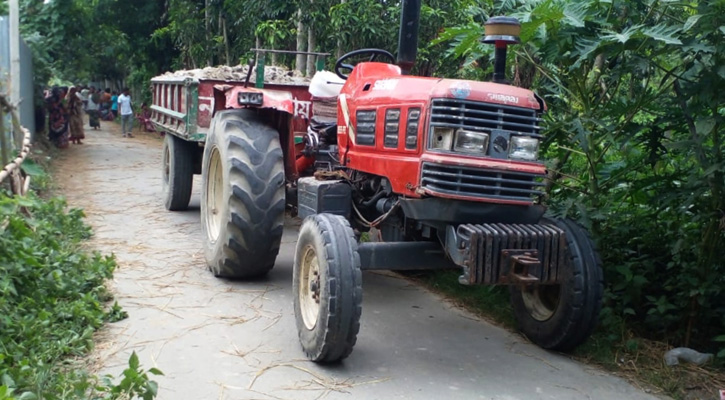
[438,0,725,355]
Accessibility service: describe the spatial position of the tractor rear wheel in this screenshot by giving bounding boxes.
[200,109,285,278]
[162,133,194,211]
[294,214,363,363]
[509,218,603,351]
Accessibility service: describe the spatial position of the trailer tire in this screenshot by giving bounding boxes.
[162,134,195,211]
[509,218,603,351]
[294,214,363,363]
[201,109,285,279]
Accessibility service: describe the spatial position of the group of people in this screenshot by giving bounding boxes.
[44,85,138,148]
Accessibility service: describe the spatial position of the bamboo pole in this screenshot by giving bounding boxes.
[0,94,33,186]
[0,106,8,168]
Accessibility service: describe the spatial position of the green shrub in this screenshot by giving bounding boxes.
[0,191,131,398]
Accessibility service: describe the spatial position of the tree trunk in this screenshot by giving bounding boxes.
[222,16,231,65]
[295,9,307,74]
[205,0,212,66]
[217,10,223,65]
[336,0,347,58]
[307,25,316,77]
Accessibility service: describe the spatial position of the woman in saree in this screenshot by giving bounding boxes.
[45,86,69,148]
[67,87,85,144]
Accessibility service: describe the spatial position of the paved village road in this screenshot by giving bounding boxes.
[55,123,662,400]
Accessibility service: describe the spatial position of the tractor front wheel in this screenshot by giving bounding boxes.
[509,218,603,351]
[294,214,363,363]
[200,109,285,279]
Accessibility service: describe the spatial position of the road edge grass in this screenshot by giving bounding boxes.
[0,145,161,400]
[403,269,725,400]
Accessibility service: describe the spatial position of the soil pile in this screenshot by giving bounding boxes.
[159,65,310,85]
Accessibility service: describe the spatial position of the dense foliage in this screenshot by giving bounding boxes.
[0,191,159,399]
[439,0,724,358]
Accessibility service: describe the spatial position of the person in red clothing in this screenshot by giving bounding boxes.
[136,103,156,132]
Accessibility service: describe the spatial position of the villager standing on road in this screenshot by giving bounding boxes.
[66,87,85,145]
[87,87,101,130]
[102,88,112,105]
[118,88,134,138]
[110,90,119,119]
[45,86,70,148]
[80,85,90,109]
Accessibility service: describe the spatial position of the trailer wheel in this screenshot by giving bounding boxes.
[294,214,363,363]
[201,109,285,278]
[162,134,194,211]
[509,218,603,351]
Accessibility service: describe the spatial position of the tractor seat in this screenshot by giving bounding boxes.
[310,116,337,136]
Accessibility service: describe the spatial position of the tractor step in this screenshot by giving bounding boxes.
[448,223,568,285]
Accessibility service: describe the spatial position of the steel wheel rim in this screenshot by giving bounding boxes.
[299,245,321,330]
[521,284,561,322]
[162,144,170,186]
[205,147,223,242]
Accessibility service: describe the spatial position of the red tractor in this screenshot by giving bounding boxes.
[156,0,602,364]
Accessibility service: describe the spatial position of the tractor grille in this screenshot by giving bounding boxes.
[421,162,545,203]
[457,223,567,284]
[430,98,541,135]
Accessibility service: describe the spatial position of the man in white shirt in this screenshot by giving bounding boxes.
[118,88,134,138]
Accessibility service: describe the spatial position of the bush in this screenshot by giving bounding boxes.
[0,192,117,398]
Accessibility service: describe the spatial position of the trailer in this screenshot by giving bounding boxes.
[150,63,320,211]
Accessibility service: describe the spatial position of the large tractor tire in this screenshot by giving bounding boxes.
[200,109,285,279]
[510,218,603,351]
[293,214,363,363]
[162,133,194,211]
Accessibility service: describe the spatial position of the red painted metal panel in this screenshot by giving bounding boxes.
[336,61,546,203]
[339,62,541,110]
[195,80,312,134]
[197,81,215,129]
[221,86,294,115]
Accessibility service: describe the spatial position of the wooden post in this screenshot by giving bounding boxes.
[9,0,21,150]
[9,0,20,107]
[256,56,265,89]
[0,106,8,168]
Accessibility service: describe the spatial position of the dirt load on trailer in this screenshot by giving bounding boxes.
[157,65,310,85]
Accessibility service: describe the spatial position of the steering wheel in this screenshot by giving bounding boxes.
[334,48,396,80]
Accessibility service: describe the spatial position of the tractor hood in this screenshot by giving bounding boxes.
[428,78,542,111]
[341,62,544,111]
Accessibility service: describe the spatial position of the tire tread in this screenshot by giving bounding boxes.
[163,134,194,211]
[201,109,285,279]
[294,214,362,363]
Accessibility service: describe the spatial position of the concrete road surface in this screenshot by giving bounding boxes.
[54,123,661,400]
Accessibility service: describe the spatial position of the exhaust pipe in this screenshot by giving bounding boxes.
[483,16,521,84]
[397,0,421,75]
